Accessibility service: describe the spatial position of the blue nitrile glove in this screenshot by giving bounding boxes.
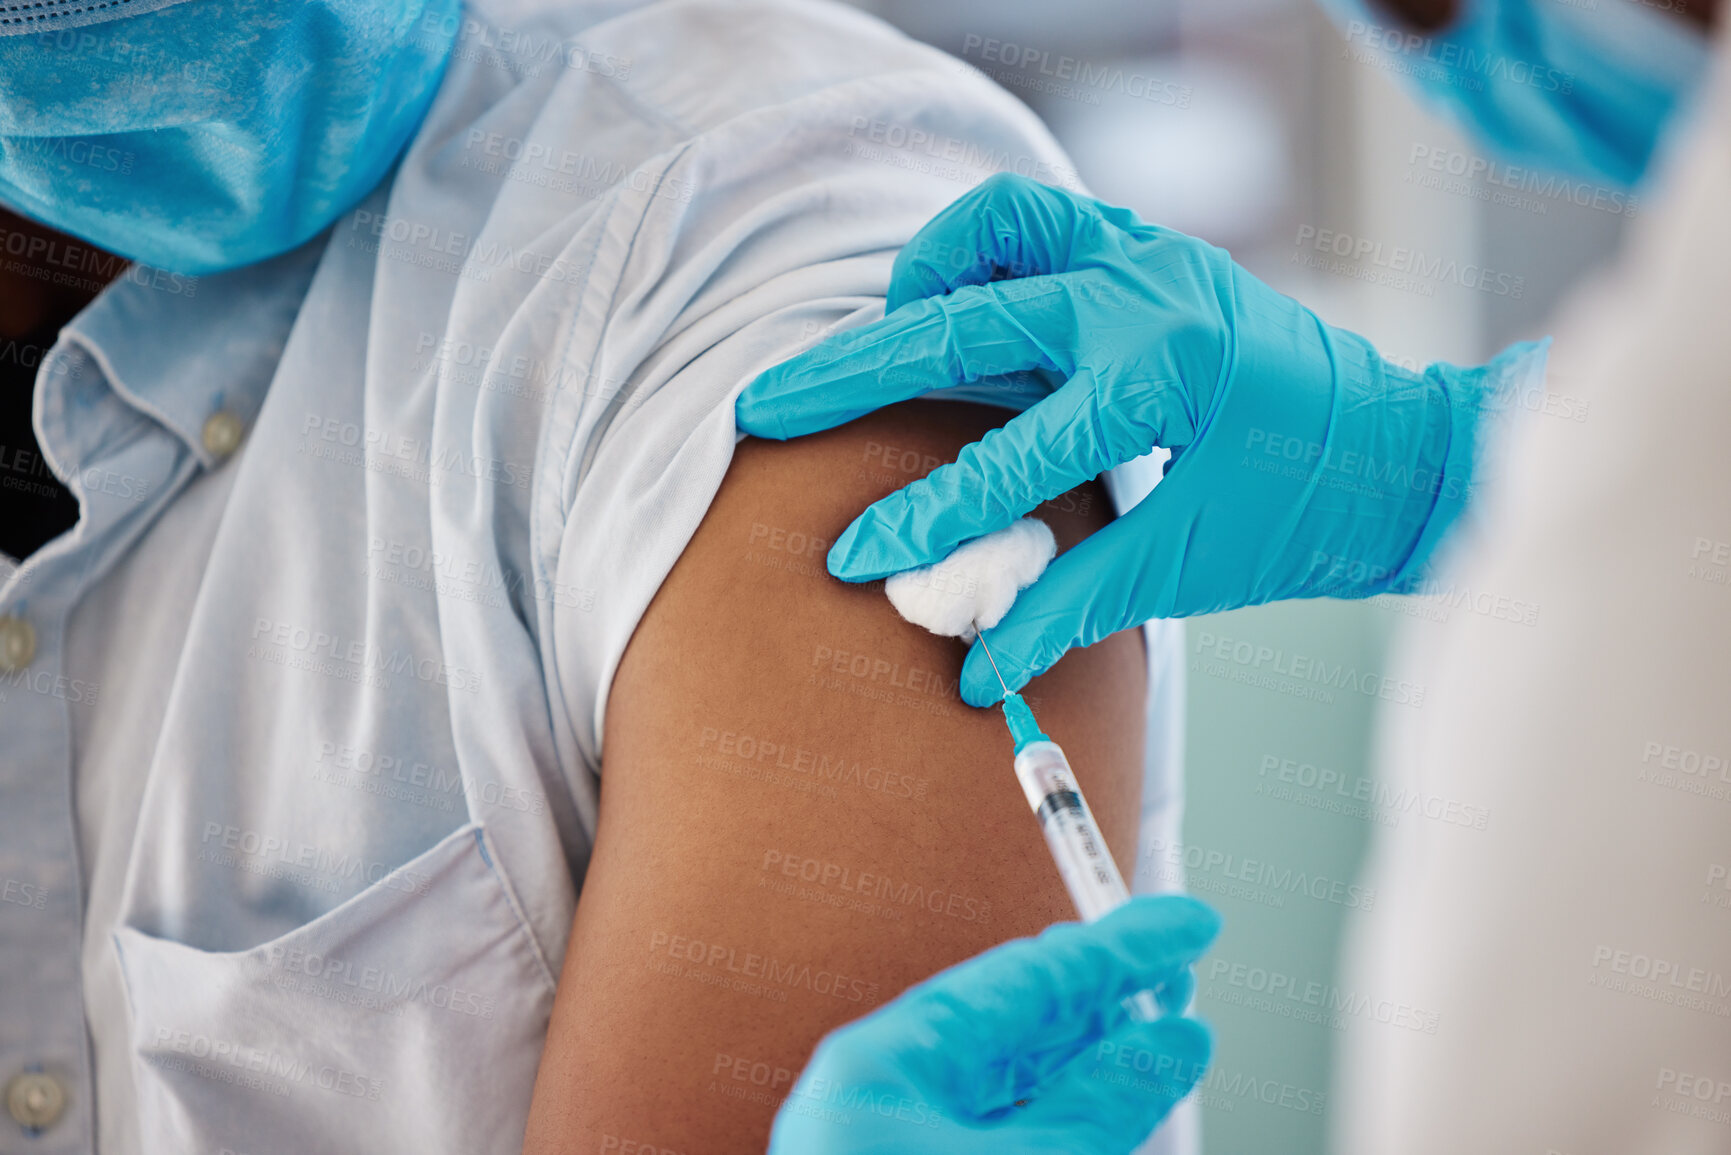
[767,895,1219,1155]
[737,174,1547,706]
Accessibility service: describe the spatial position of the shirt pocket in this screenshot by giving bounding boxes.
[113,823,555,1155]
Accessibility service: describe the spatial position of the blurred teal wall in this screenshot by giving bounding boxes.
[1180,598,1395,1155]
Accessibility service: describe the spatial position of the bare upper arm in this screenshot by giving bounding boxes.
[523,400,1149,1153]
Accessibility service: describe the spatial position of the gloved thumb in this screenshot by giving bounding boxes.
[887,171,1117,310]
[960,494,1194,706]
[830,366,1162,583]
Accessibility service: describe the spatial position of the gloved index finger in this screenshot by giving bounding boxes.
[827,365,1144,582]
[889,172,1123,311]
[736,277,1074,441]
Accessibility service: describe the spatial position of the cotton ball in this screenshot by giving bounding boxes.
[885,518,1057,642]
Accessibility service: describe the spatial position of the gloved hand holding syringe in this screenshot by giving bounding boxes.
[879,509,1177,1018]
[973,624,1166,1023]
[876,511,1171,1019]
[762,515,1212,1153]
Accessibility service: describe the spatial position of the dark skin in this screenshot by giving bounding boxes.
[1383,0,1719,29]
[0,208,118,340]
[0,207,124,559]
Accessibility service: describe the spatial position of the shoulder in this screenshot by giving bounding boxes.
[381,0,1084,773]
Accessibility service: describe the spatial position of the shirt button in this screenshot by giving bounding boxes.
[0,615,34,671]
[5,1071,66,1131]
[202,410,246,458]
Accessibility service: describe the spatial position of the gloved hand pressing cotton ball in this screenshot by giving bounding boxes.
[884,518,1056,643]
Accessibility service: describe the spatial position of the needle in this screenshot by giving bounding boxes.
[973,621,1011,696]
[981,627,1161,1022]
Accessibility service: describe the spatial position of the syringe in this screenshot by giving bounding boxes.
[975,627,1163,1022]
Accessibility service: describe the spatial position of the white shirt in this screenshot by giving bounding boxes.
[1336,13,1731,1153]
[0,1,1185,1151]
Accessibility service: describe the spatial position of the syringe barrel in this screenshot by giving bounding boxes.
[1012,739,1133,924]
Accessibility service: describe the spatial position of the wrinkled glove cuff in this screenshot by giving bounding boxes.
[1386,338,1551,592]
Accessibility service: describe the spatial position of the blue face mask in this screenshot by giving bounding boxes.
[0,0,458,274]
[1321,0,1711,188]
